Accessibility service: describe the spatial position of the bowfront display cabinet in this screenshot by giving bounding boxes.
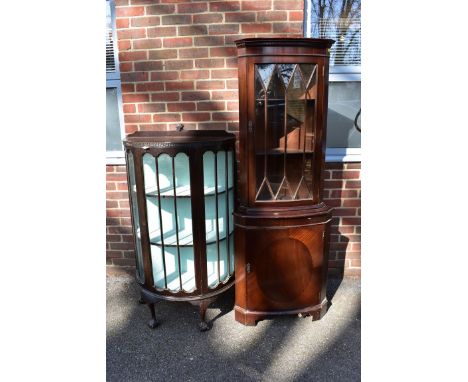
[234,38,335,325]
[124,129,235,331]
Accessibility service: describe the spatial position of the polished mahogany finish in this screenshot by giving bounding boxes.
[234,38,334,325]
[124,129,236,331]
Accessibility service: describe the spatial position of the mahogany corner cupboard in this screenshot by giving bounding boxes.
[233,38,335,325]
[124,129,236,331]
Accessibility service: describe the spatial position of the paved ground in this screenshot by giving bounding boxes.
[106,276,360,382]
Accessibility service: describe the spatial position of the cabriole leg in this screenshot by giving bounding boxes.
[147,303,158,329]
[192,297,217,332]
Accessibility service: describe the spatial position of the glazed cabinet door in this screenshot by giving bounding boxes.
[245,224,326,312]
[249,62,322,205]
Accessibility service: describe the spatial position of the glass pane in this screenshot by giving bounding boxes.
[284,66,305,153]
[305,65,318,100]
[256,64,275,95]
[155,154,173,195]
[278,64,295,88]
[310,0,361,66]
[266,65,285,100]
[216,151,226,193]
[127,151,144,282]
[299,64,316,89]
[254,95,267,199]
[227,150,234,189]
[228,188,234,232]
[203,151,215,194]
[283,66,309,200]
[151,245,195,292]
[144,153,195,293]
[265,102,285,197]
[174,154,194,292]
[205,151,221,287]
[326,81,361,148]
[143,154,159,242]
[106,88,122,151]
[265,66,285,197]
[217,190,229,282]
[226,154,234,276]
[254,64,318,202]
[174,153,191,196]
[204,150,234,288]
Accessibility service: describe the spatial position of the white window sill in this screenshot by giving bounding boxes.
[329,72,361,82]
[106,151,125,165]
[325,148,361,162]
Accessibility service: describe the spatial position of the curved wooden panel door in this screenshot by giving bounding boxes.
[246,224,325,312]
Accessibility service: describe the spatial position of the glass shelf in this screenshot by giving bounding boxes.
[149,228,234,247]
[256,149,314,155]
[151,235,234,292]
[145,188,234,246]
[145,184,234,198]
[151,244,196,292]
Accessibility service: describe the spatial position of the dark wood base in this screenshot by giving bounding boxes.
[139,281,234,331]
[234,298,328,326]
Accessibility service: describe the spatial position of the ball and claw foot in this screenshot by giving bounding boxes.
[195,296,216,332]
[199,321,210,332]
[147,303,158,329]
[148,318,158,329]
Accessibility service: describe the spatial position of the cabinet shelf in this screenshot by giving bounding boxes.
[256,149,314,155]
[151,237,234,292]
[145,185,234,198]
[148,229,233,247]
[153,265,230,293]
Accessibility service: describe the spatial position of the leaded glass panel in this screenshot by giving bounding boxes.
[254,63,318,202]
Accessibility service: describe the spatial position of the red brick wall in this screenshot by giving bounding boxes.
[114,0,303,135]
[106,0,361,277]
[106,165,134,267]
[324,162,361,277]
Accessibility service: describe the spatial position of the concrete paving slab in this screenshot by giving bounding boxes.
[106,276,360,382]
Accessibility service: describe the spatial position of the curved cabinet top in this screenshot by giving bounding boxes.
[235,37,335,59]
[124,130,235,151]
[235,37,335,49]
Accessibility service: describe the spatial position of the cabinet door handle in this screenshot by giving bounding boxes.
[246,263,251,273]
[248,121,253,133]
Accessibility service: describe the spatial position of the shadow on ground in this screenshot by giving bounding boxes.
[106,277,360,382]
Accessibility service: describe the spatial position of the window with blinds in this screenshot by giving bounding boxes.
[106,0,124,158]
[310,0,361,67]
[106,0,119,78]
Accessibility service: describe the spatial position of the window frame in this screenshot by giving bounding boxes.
[106,0,125,165]
[303,0,361,162]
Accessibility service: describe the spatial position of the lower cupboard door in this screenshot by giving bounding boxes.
[246,224,325,312]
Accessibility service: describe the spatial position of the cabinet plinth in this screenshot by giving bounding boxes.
[234,38,334,325]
